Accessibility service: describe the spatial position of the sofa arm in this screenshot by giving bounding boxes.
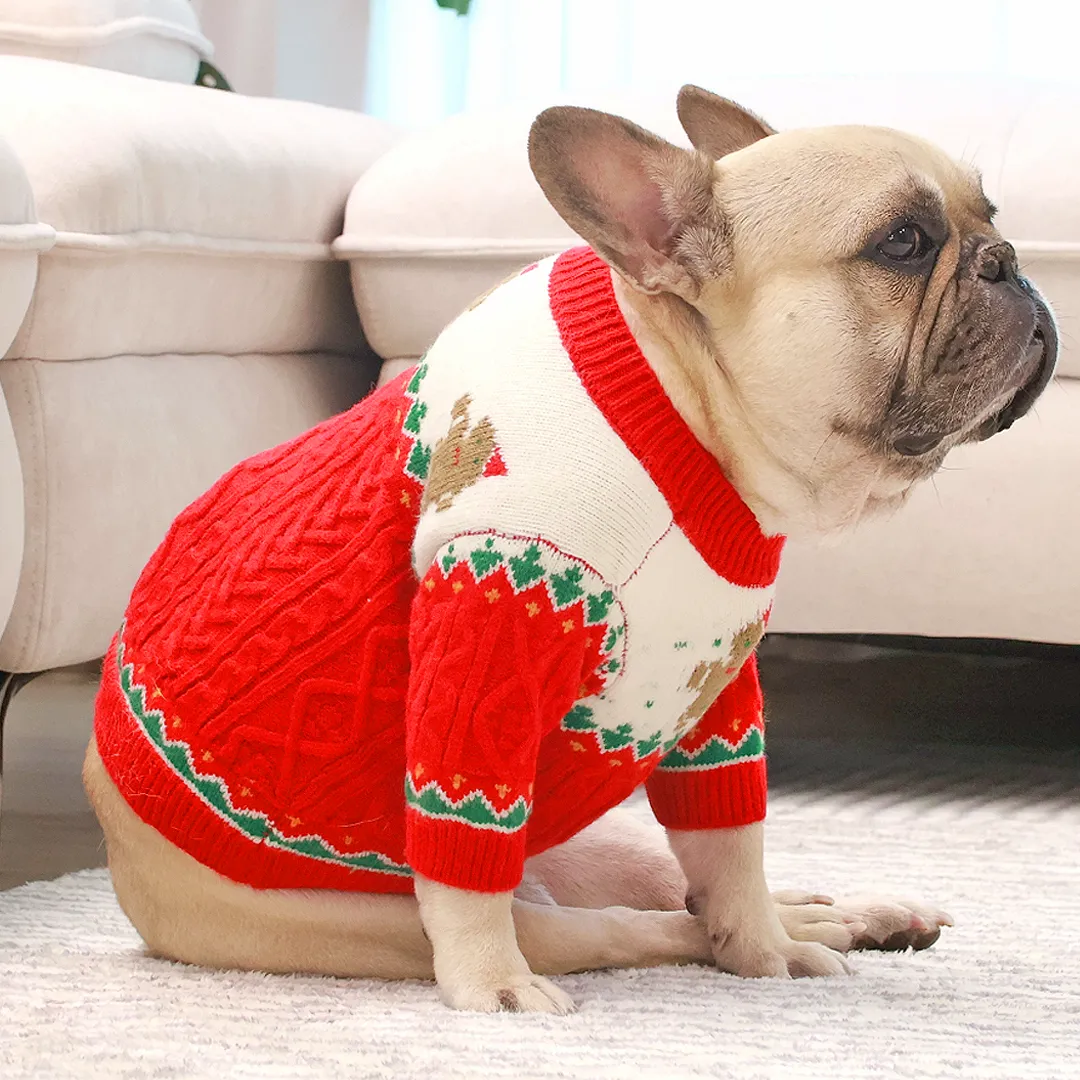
[0,58,400,672]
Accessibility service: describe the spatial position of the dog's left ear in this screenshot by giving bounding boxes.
[676,85,775,160]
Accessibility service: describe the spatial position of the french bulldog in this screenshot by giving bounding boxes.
[84,85,1056,1014]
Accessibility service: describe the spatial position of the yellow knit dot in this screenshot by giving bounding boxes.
[452,581,464,594]
[526,602,540,617]
[485,588,501,603]
[562,619,575,633]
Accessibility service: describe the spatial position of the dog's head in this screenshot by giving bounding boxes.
[528,87,1057,534]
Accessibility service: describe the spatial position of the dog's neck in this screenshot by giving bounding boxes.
[610,270,890,540]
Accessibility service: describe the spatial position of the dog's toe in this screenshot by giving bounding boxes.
[786,940,852,978]
[775,899,867,953]
[443,973,576,1015]
[772,889,835,907]
[496,974,577,1015]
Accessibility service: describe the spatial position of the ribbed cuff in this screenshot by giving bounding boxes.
[646,758,767,831]
[405,810,527,893]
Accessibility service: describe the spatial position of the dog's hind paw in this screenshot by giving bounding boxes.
[835,895,954,952]
[775,891,953,954]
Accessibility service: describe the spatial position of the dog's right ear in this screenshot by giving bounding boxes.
[528,106,726,302]
[676,85,775,161]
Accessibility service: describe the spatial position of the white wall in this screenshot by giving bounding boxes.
[191,0,370,108]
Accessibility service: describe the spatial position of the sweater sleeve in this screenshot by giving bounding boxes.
[404,534,615,893]
[645,652,767,831]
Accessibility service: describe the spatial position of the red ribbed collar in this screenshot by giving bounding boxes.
[548,246,784,589]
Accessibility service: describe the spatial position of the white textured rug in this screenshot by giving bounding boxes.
[2,757,1079,1080]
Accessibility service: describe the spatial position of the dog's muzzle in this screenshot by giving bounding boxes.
[980,289,1058,438]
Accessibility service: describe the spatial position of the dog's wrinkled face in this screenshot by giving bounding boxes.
[529,88,1058,533]
[706,124,1057,514]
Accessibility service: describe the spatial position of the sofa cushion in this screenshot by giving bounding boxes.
[0,0,209,83]
[338,76,1080,379]
[0,56,399,363]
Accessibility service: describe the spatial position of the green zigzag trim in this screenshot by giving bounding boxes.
[657,727,765,772]
[559,704,666,763]
[405,775,530,833]
[441,536,626,631]
[402,360,432,482]
[116,633,411,877]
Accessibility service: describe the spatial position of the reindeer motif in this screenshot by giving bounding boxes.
[422,394,500,513]
[674,615,766,736]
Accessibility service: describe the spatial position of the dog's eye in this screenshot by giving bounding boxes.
[878,223,933,261]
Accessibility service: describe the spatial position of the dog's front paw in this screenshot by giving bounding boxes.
[708,917,851,979]
[438,971,576,1015]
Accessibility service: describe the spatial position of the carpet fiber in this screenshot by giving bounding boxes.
[2,745,1078,1080]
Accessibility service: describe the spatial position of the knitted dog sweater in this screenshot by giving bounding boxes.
[94,247,784,894]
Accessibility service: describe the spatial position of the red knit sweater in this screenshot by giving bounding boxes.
[94,248,783,894]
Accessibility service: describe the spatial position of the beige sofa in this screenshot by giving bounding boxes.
[1,65,1076,721]
[0,55,397,682]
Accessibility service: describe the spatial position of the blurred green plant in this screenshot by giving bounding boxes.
[435,0,472,13]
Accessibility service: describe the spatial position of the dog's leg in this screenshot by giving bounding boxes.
[669,822,850,978]
[527,808,952,956]
[523,806,689,911]
[414,875,575,1014]
[85,741,709,1009]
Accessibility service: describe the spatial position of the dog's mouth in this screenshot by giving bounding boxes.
[975,298,1058,439]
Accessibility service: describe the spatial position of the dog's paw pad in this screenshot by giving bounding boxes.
[443,973,576,1015]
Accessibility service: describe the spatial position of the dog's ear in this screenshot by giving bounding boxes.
[676,85,775,161]
[528,106,726,300]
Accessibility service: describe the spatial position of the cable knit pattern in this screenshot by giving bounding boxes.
[94,246,784,895]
